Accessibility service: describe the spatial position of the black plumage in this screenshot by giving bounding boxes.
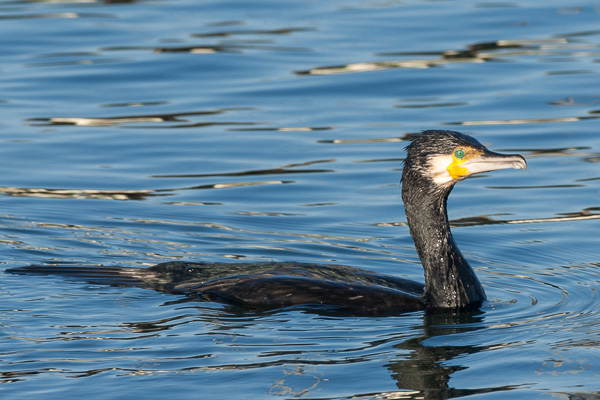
[7,130,526,314]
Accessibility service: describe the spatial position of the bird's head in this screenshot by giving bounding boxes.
[402,130,527,190]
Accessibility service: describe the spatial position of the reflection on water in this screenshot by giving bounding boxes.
[460,209,600,226]
[229,126,333,132]
[0,186,167,200]
[3,303,495,398]
[2,0,600,398]
[152,159,335,178]
[296,38,574,75]
[22,23,313,68]
[154,26,314,53]
[388,313,497,400]
[154,43,312,54]
[378,208,600,228]
[318,136,406,144]
[0,160,332,200]
[0,180,292,200]
[0,11,114,20]
[449,115,597,126]
[191,27,314,38]
[27,108,255,128]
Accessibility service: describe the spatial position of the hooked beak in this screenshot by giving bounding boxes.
[457,149,527,177]
[447,149,527,180]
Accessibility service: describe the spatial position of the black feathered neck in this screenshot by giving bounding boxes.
[402,131,486,309]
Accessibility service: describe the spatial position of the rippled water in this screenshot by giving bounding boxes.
[1,0,600,398]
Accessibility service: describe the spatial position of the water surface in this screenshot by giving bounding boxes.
[1,0,600,399]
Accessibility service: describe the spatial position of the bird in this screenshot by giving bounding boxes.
[7,130,526,315]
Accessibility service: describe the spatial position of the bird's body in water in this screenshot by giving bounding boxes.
[7,130,526,315]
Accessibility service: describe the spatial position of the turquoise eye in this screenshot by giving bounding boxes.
[454,149,465,159]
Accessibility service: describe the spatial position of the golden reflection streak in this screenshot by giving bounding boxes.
[318,137,405,144]
[0,180,290,200]
[208,181,287,189]
[165,202,222,206]
[345,391,421,400]
[299,59,475,75]
[0,187,165,200]
[297,38,569,76]
[378,210,600,227]
[153,160,334,178]
[26,108,253,127]
[486,311,570,329]
[450,116,595,126]
[154,44,311,53]
[238,212,303,217]
[158,159,334,179]
[506,214,600,224]
[228,126,333,132]
[277,127,319,132]
[299,56,489,75]
[2,12,82,19]
[101,101,167,108]
[41,117,163,126]
[191,27,314,38]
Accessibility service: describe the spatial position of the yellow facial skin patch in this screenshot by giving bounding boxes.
[446,147,483,179]
[428,142,525,187]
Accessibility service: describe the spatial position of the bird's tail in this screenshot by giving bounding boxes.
[5,262,206,294]
[5,264,160,289]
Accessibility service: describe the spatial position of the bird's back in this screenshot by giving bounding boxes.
[8,262,425,315]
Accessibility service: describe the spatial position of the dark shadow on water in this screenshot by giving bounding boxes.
[385,312,517,400]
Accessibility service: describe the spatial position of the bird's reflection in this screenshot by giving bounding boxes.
[386,311,514,400]
[120,303,507,399]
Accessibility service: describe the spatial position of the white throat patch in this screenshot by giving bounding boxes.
[428,155,454,185]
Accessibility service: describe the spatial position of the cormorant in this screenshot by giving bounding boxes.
[7,130,526,314]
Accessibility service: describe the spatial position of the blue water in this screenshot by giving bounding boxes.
[1,0,600,398]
